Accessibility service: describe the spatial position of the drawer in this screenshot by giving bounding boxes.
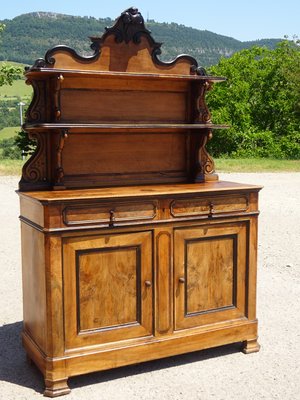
[170,195,249,218]
[63,201,157,226]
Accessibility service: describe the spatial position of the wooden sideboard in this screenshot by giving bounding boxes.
[18,8,262,397]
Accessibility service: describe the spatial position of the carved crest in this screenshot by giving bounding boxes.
[27,7,206,75]
[103,7,151,44]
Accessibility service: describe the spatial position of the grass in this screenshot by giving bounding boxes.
[0,159,24,176]
[0,158,299,176]
[0,79,32,99]
[0,61,27,67]
[215,158,300,172]
[0,126,19,140]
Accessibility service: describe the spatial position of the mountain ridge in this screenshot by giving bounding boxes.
[0,12,283,67]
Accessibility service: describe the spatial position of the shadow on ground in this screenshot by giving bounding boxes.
[0,321,242,394]
[0,321,43,393]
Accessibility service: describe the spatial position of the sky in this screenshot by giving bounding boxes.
[1,0,299,42]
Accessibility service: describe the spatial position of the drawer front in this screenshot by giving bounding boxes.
[63,201,157,226]
[170,195,249,218]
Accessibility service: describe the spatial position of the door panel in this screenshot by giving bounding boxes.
[174,222,247,330]
[186,236,235,314]
[77,247,139,331]
[63,231,153,349]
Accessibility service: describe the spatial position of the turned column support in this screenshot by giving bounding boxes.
[53,129,68,190]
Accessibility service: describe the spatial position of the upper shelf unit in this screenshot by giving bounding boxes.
[20,7,228,192]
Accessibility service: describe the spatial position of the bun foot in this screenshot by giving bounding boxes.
[44,378,71,397]
[242,338,260,354]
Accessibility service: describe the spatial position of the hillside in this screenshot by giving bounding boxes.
[0,12,282,67]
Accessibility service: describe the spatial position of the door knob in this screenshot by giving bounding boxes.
[145,280,152,287]
[179,277,185,283]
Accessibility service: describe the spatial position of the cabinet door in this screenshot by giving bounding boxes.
[174,222,248,330]
[63,231,153,349]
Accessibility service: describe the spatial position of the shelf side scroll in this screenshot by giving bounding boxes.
[19,131,49,191]
[25,79,46,123]
[198,129,218,181]
[193,82,218,182]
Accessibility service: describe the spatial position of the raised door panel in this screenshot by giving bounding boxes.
[174,222,248,330]
[63,231,153,349]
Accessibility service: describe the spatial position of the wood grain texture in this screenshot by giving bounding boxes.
[63,231,153,349]
[155,229,173,335]
[18,182,262,202]
[60,89,187,123]
[77,247,138,331]
[48,36,194,75]
[21,223,47,352]
[185,236,235,314]
[174,222,247,330]
[19,9,261,395]
[63,201,157,226]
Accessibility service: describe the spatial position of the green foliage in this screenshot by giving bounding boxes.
[0,126,19,139]
[15,130,36,156]
[0,12,281,67]
[207,40,300,159]
[0,136,22,159]
[0,23,22,86]
[0,98,21,129]
[0,62,22,86]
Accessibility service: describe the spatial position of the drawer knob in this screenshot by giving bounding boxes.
[209,202,215,217]
[109,210,115,227]
[179,277,185,284]
[145,280,152,287]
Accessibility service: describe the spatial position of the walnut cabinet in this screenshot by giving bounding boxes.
[18,8,262,397]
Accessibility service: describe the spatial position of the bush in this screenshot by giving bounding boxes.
[15,130,36,156]
[279,132,300,159]
[231,130,284,159]
[207,41,300,159]
[0,137,22,159]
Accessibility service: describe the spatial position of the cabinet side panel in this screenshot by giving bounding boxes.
[21,223,47,352]
[20,197,44,227]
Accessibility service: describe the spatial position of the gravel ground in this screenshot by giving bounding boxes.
[0,173,299,400]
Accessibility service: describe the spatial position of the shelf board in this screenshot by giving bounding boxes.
[18,181,263,203]
[25,68,226,83]
[24,123,229,133]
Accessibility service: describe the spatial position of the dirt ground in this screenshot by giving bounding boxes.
[0,173,299,400]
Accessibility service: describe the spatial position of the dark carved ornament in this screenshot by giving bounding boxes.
[102,7,151,44]
[26,7,206,75]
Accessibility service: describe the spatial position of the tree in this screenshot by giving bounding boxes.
[0,24,22,86]
[207,40,300,159]
[0,24,25,160]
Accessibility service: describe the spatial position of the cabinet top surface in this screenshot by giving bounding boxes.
[18,181,262,203]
